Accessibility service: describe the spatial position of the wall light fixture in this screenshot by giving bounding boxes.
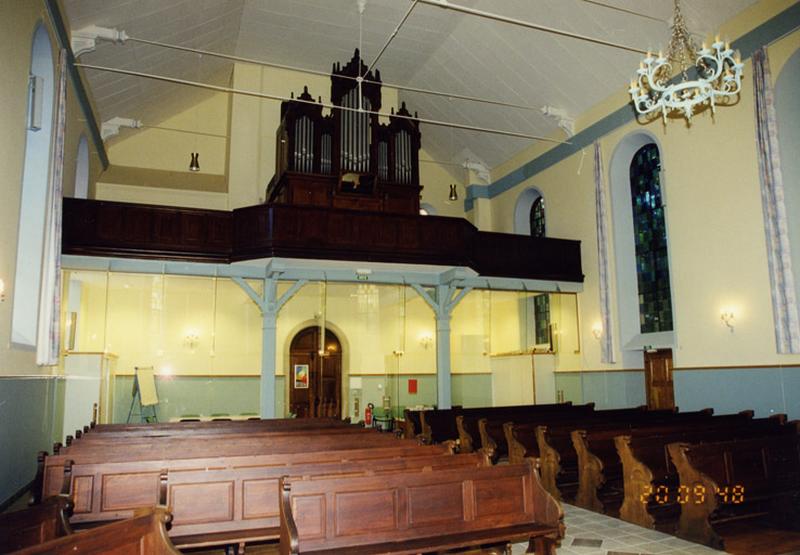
[720,310,735,332]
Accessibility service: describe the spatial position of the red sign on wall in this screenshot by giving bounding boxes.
[408,378,418,394]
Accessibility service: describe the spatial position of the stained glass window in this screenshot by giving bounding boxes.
[629,144,673,333]
[529,196,550,344]
[530,197,545,239]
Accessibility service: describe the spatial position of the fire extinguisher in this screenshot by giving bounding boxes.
[364,403,374,427]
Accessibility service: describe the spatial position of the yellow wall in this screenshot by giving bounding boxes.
[0,0,103,376]
[418,150,468,218]
[485,0,800,370]
[107,93,230,176]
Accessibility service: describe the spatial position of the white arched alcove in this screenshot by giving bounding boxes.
[608,131,675,367]
[12,23,55,347]
[513,187,544,235]
[74,134,89,199]
[775,48,800,321]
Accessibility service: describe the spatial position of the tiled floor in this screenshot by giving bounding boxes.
[510,504,728,555]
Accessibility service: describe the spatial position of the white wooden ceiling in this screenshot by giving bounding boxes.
[63,0,758,171]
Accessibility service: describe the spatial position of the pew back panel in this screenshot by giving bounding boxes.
[279,459,564,555]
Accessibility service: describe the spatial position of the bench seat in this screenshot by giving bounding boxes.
[290,523,558,555]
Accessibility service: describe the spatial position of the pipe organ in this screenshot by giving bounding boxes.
[267,50,422,215]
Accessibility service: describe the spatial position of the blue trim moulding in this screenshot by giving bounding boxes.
[464,2,800,211]
[44,0,109,169]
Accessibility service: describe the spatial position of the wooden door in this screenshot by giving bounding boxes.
[289,327,342,418]
[644,348,675,410]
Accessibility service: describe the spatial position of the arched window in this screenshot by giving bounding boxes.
[776,48,800,322]
[629,144,673,333]
[74,134,89,199]
[610,133,674,364]
[530,196,545,238]
[11,24,55,346]
[528,195,550,345]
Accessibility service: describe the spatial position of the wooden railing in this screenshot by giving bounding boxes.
[63,198,583,282]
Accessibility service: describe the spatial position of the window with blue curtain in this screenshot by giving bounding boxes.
[629,144,673,333]
[529,196,550,345]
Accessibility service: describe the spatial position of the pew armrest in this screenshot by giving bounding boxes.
[456,416,474,453]
[615,434,656,529]
[279,478,300,555]
[571,429,604,512]
[477,418,498,461]
[667,442,722,550]
[535,426,562,502]
[505,422,527,465]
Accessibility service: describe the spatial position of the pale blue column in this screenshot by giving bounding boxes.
[261,311,278,418]
[412,283,471,410]
[232,276,306,420]
[435,313,452,409]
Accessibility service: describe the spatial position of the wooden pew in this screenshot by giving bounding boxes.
[11,506,180,555]
[614,416,795,530]
[166,452,488,549]
[402,408,423,440]
[418,402,577,446]
[64,422,367,447]
[46,443,465,549]
[471,406,648,462]
[456,403,599,458]
[279,459,564,555]
[573,413,785,516]
[40,435,444,499]
[0,495,72,554]
[514,408,718,501]
[667,432,800,549]
[87,416,352,436]
[48,428,403,466]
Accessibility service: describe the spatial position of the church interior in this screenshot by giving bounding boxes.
[1,0,799,554]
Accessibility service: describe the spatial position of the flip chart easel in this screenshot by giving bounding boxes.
[127,366,159,423]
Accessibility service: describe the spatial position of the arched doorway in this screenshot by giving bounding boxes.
[289,327,342,418]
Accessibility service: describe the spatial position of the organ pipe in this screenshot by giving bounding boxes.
[273,51,421,199]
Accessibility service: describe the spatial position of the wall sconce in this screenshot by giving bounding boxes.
[419,332,433,349]
[189,152,200,172]
[0,278,5,302]
[184,331,200,350]
[392,349,404,357]
[591,322,603,340]
[720,310,735,332]
[448,184,458,201]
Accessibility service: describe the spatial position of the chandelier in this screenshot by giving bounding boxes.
[629,0,743,123]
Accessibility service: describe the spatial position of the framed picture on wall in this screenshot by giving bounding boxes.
[294,364,309,389]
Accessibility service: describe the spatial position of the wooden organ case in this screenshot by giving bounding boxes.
[266,50,422,215]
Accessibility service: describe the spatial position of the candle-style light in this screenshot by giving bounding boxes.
[629,0,743,123]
